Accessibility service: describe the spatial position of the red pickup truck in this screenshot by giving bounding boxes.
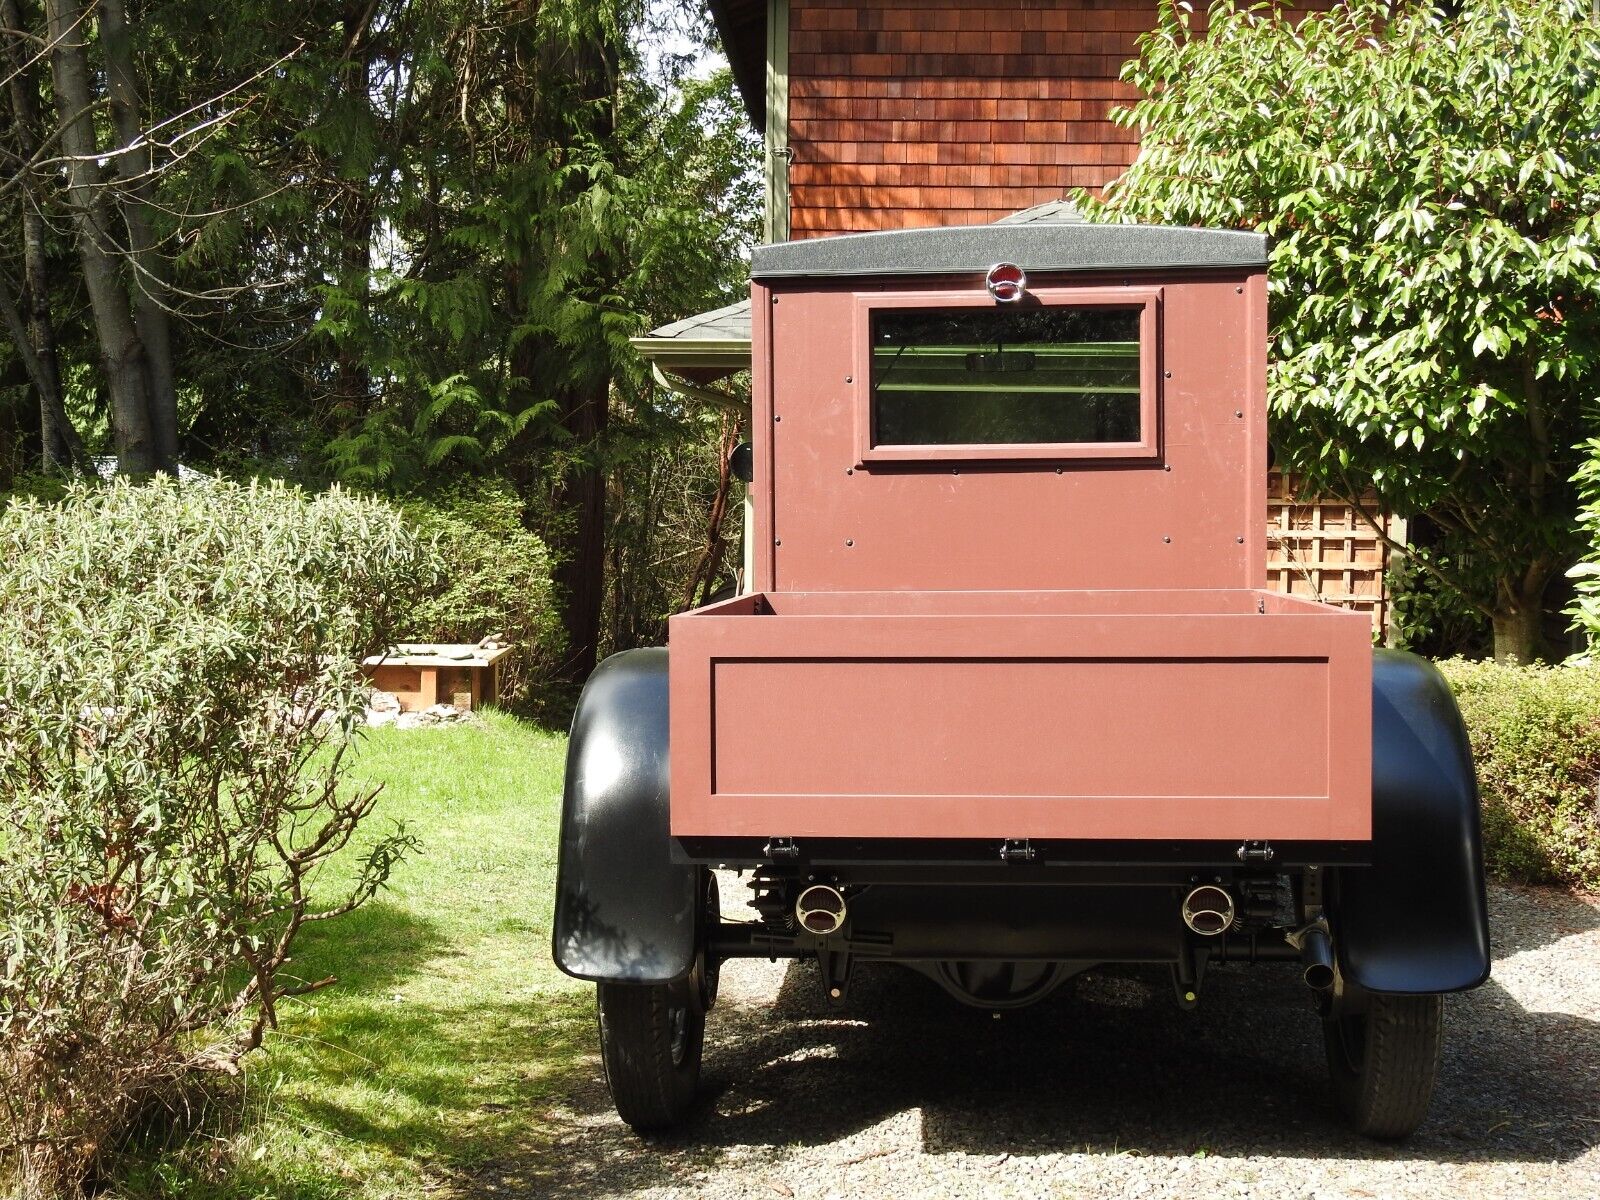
[553,216,1489,1140]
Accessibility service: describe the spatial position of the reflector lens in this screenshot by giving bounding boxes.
[986,262,1027,303]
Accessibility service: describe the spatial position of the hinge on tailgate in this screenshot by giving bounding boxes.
[763,836,800,861]
[1236,840,1276,863]
[999,838,1038,864]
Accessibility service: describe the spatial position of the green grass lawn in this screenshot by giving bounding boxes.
[113,712,591,1199]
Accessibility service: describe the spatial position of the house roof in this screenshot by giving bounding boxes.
[646,298,753,343]
[993,199,1086,225]
[628,298,753,374]
[708,0,766,132]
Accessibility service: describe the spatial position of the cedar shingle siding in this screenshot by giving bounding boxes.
[785,1,1330,238]
[787,0,1147,236]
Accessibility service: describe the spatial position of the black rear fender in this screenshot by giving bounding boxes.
[1335,650,1491,994]
[551,648,698,984]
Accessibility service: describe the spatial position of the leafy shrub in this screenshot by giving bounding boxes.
[1440,659,1600,892]
[1387,555,1490,661]
[0,472,72,514]
[399,481,563,710]
[1565,437,1600,647]
[1089,0,1600,663]
[0,477,431,1197]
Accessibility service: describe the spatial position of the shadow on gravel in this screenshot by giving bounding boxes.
[519,885,1599,1197]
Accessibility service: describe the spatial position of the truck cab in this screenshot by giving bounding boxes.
[553,214,1489,1140]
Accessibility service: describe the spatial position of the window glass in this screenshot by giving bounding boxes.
[870,307,1142,446]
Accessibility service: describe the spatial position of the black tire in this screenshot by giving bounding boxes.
[1323,992,1444,1139]
[596,976,705,1131]
[595,870,719,1132]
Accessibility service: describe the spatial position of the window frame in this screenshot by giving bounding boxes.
[851,286,1163,464]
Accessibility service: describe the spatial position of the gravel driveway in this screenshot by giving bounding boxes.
[514,883,1599,1199]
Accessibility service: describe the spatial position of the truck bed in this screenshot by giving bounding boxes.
[667,590,1372,843]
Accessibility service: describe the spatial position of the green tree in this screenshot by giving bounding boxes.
[2,1,757,687]
[1,2,755,684]
[1089,0,1600,661]
[0,0,82,472]
[310,1,757,681]
[2,0,332,475]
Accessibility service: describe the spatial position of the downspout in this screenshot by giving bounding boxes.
[649,361,750,415]
[765,0,791,244]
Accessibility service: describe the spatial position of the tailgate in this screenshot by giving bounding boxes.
[667,591,1371,842]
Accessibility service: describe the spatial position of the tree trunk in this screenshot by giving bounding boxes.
[101,0,178,472]
[681,415,741,610]
[549,381,610,681]
[0,269,57,419]
[20,196,80,470]
[333,192,373,424]
[330,1,374,428]
[2,0,82,470]
[44,0,156,475]
[1490,559,1557,663]
[526,17,620,686]
[1491,605,1543,664]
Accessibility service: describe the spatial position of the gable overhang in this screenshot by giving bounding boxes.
[629,298,752,373]
[708,0,767,133]
[749,222,1268,280]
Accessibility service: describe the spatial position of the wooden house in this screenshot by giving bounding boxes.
[635,0,1396,634]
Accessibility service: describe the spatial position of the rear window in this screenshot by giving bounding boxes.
[870,307,1142,447]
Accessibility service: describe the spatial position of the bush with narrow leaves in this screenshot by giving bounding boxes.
[0,477,432,1197]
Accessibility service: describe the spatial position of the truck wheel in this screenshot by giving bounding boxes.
[596,976,705,1131]
[595,870,718,1132]
[1323,992,1443,1138]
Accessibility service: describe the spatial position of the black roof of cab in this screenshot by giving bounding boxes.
[749,220,1268,281]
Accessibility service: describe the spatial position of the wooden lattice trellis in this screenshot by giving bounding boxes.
[1267,471,1403,641]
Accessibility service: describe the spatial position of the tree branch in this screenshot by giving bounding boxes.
[1326,457,1497,621]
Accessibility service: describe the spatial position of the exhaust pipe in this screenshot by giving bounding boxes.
[1181,885,1236,936]
[795,884,847,935]
[1294,922,1335,991]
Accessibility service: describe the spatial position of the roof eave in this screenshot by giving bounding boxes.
[707,0,767,134]
[629,335,753,372]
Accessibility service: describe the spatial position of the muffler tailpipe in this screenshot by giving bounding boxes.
[1181,885,1236,937]
[1296,923,1335,991]
[795,884,847,936]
